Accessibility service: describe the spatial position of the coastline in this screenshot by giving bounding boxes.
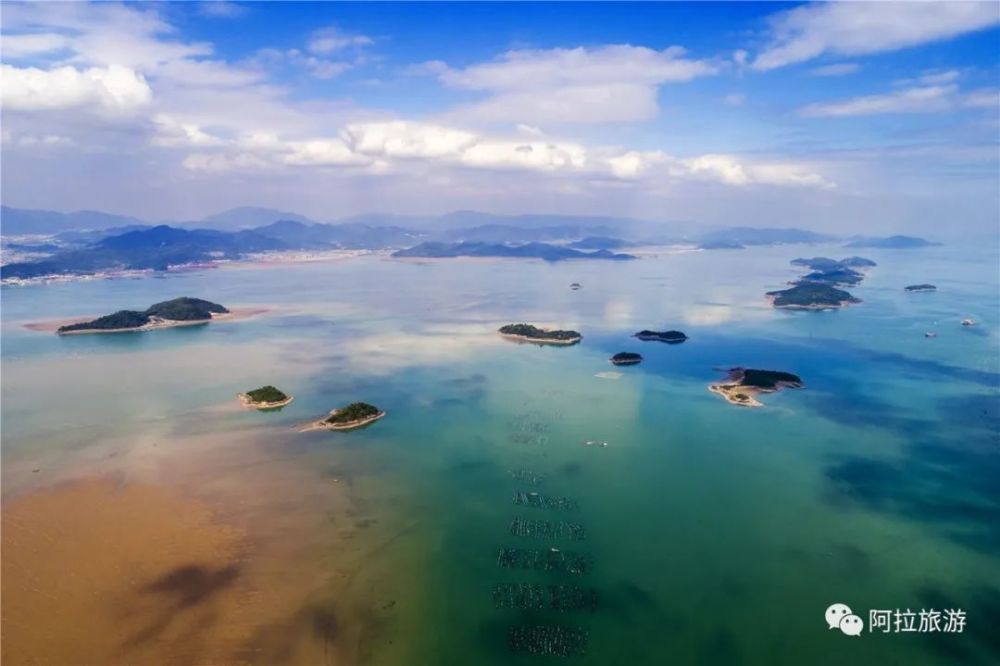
[708,383,764,408]
[300,409,386,432]
[24,307,269,334]
[499,332,582,346]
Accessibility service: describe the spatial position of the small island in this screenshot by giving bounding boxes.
[709,368,804,408]
[766,283,860,310]
[905,284,937,292]
[301,402,385,431]
[610,352,643,366]
[570,283,582,290]
[57,297,229,334]
[498,323,582,345]
[239,385,294,410]
[634,329,687,344]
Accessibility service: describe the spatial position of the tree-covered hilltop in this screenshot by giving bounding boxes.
[737,369,803,389]
[325,402,382,424]
[146,297,229,320]
[610,352,643,365]
[498,324,582,341]
[245,386,289,404]
[57,297,228,332]
[634,329,687,343]
[766,283,860,308]
[58,310,151,332]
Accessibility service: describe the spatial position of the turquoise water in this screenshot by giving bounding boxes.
[2,244,998,664]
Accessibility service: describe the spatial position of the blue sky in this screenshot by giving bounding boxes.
[2,1,998,235]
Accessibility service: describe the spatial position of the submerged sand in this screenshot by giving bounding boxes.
[23,307,269,334]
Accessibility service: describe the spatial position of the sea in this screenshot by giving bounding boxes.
[2,242,998,665]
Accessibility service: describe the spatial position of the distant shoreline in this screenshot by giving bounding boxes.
[299,410,386,432]
[499,332,582,346]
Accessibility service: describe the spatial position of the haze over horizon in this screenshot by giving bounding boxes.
[2,1,999,236]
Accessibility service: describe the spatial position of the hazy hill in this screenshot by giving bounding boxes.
[1,206,145,235]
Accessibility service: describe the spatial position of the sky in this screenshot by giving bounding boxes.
[1,1,998,235]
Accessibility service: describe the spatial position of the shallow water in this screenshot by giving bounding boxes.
[2,243,998,664]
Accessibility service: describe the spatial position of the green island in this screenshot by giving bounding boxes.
[765,283,860,310]
[634,329,687,344]
[905,284,937,292]
[610,352,643,366]
[57,297,229,334]
[239,385,294,410]
[498,323,582,345]
[301,401,386,431]
[709,368,804,408]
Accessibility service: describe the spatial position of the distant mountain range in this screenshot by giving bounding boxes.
[392,241,636,261]
[0,205,940,281]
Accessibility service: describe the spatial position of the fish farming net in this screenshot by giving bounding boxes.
[492,584,598,612]
[496,547,591,575]
[508,433,550,445]
[509,469,545,486]
[513,491,578,511]
[508,517,586,540]
[508,625,589,657]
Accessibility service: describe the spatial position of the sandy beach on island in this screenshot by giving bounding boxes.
[708,383,764,407]
[238,393,295,410]
[300,410,386,432]
[23,307,270,334]
[498,332,582,346]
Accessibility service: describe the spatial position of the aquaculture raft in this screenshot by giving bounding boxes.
[513,491,578,511]
[508,625,589,656]
[509,517,586,540]
[496,547,591,575]
[492,583,598,612]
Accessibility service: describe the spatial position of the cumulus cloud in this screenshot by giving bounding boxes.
[1,32,71,58]
[343,121,478,159]
[676,154,834,188]
[1,64,152,113]
[430,45,718,124]
[753,1,1000,70]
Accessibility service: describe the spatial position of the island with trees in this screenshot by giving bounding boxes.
[301,402,386,431]
[905,284,937,292]
[56,297,230,334]
[610,352,643,366]
[239,385,294,410]
[766,283,860,309]
[634,329,687,344]
[498,323,582,345]
[709,368,804,407]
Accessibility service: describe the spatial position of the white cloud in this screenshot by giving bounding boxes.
[282,139,372,166]
[198,2,247,19]
[676,154,834,188]
[1,64,152,113]
[460,139,588,172]
[152,114,225,147]
[753,2,1000,70]
[182,152,268,172]
[431,45,718,124]
[607,150,667,179]
[343,121,477,159]
[800,84,973,117]
[0,32,71,58]
[307,26,373,55]
[723,93,746,107]
[809,62,860,77]
[894,69,961,87]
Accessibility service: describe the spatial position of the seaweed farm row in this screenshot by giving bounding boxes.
[509,469,546,486]
[509,517,586,540]
[513,490,578,511]
[497,547,591,575]
[508,625,589,657]
[492,583,598,612]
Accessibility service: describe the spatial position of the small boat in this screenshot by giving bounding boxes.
[961,318,976,326]
[924,332,937,338]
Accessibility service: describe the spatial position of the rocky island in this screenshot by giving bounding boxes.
[610,352,643,366]
[634,329,687,344]
[498,323,582,345]
[709,368,804,407]
[56,297,229,334]
[905,284,937,292]
[239,385,294,410]
[301,402,386,431]
[766,283,860,309]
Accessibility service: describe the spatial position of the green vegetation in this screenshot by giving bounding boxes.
[499,323,581,341]
[325,402,382,425]
[610,352,643,365]
[58,310,150,332]
[634,329,687,343]
[56,297,228,333]
[145,297,229,320]
[766,283,859,308]
[245,385,289,404]
[739,369,803,389]
[905,284,937,292]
